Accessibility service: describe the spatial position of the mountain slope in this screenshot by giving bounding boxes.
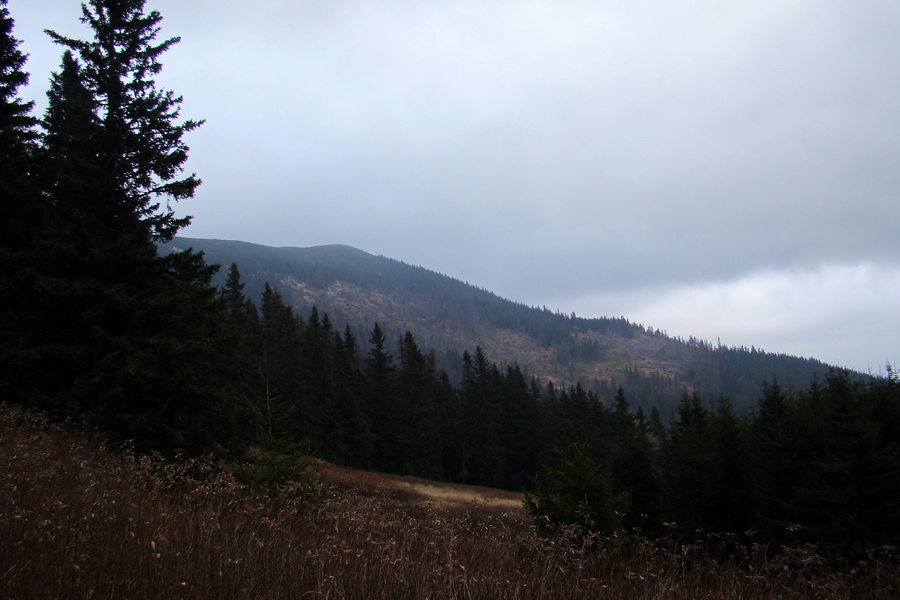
[164,236,838,414]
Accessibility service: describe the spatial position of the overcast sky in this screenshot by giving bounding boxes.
[10,0,899,373]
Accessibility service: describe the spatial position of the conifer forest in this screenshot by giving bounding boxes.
[1,2,898,596]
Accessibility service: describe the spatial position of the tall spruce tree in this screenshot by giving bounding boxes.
[0,0,37,197]
[661,391,714,534]
[258,284,303,440]
[46,0,203,242]
[0,0,37,178]
[609,387,661,532]
[218,263,261,442]
[705,396,752,534]
[0,0,43,405]
[497,365,540,490]
[364,323,396,470]
[19,0,235,454]
[302,306,342,461]
[460,347,505,486]
[394,331,445,478]
[332,324,373,467]
[43,50,99,212]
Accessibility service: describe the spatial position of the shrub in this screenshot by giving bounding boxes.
[524,442,629,538]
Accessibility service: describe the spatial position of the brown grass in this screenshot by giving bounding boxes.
[320,462,523,512]
[1,403,897,599]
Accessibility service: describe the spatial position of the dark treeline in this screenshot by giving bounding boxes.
[215,273,900,556]
[585,343,841,420]
[219,268,599,490]
[658,373,900,556]
[1,0,897,560]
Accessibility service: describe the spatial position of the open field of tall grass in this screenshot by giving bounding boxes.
[2,403,897,599]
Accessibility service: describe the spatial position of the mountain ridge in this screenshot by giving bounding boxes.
[164,236,839,414]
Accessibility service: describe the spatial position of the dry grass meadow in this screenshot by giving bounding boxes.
[2,403,897,599]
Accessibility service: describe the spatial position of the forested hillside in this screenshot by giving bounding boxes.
[2,0,897,563]
[164,236,840,416]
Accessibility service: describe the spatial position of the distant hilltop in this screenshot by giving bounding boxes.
[164,236,841,415]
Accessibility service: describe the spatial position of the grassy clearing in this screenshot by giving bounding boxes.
[320,462,523,512]
[1,403,897,599]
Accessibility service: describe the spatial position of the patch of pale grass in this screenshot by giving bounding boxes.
[320,461,523,511]
[396,479,523,511]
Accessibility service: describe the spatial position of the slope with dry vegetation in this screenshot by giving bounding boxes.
[2,403,897,600]
[168,236,839,415]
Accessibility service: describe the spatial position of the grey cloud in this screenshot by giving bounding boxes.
[9,0,898,370]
